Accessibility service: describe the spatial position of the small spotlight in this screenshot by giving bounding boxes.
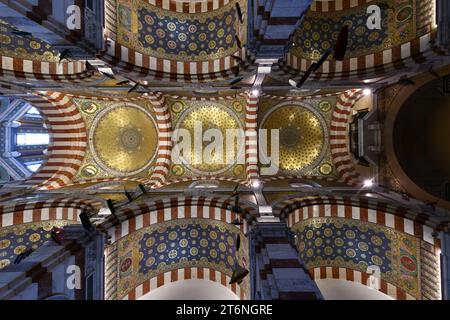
[363,179,374,188]
[143,80,148,85]
[143,92,149,96]
[251,89,260,97]
[251,180,261,189]
[363,88,372,96]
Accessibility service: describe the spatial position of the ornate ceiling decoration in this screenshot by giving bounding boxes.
[114,218,248,299]
[116,0,246,62]
[74,99,159,180]
[90,104,158,176]
[170,98,246,179]
[259,100,335,177]
[292,217,422,299]
[0,19,59,62]
[291,0,433,61]
[0,220,73,270]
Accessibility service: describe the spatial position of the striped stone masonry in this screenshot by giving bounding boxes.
[0,56,99,83]
[330,89,364,186]
[245,93,259,183]
[101,39,251,83]
[280,196,440,246]
[310,266,415,300]
[19,92,87,190]
[146,93,172,187]
[278,32,438,81]
[100,195,256,243]
[310,0,375,12]
[144,0,233,12]
[121,267,246,300]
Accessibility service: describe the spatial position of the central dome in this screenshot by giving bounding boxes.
[90,104,158,176]
[174,104,243,175]
[261,104,326,173]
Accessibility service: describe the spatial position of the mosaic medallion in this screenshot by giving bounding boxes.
[89,103,158,176]
[261,102,328,174]
[116,0,246,62]
[173,102,244,176]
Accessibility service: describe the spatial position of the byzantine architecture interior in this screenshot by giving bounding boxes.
[0,0,449,301]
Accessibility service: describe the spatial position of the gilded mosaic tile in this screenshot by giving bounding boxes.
[116,0,247,62]
[292,217,421,298]
[116,218,248,299]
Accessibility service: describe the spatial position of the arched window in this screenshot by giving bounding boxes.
[16,133,49,146]
[25,161,44,172]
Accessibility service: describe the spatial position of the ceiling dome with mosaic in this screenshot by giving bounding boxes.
[260,102,329,175]
[89,103,159,177]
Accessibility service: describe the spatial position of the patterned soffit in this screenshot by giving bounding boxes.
[291,0,434,60]
[116,0,247,62]
[0,19,59,62]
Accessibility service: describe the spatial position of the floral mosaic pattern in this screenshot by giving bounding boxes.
[292,217,421,298]
[116,218,248,299]
[116,0,246,61]
[292,0,417,60]
[0,19,59,62]
[0,220,73,269]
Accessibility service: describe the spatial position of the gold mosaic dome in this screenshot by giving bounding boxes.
[174,103,243,175]
[261,103,327,173]
[89,104,158,176]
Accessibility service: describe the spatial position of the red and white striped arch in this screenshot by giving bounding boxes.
[330,89,364,186]
[0,56,100,83]
[245,92,259,183]
[310,266,415,300]
[19,92,87,190]
[122,267,247,300]
[100,195,256,243]
[144,0,234,13]
[277,195,442,246]
[310,0,376,12]
[146,92,172,187]
[279,32,438,82]
[0,196,103,228]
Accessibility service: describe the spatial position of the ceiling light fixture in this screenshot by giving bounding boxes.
[363,88,372,96]
[363,179,374,188]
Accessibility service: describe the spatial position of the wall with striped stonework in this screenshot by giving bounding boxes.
[100,39,250,83]
[279,0,439,81]
[120,267,244,300]
[310,266,415,300]
[330,89,364,186]
[245,93,259,183]
[103,206,250,300]
[281,196,442,300]
[0,197,98,270]
[18,93,87,190]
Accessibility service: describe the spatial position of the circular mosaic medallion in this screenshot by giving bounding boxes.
[261,102,328,174]
[174,102,243,175]
[319,163,333,175]
[81,165,98,178]
[319,100,332,112]
[89,103,158,176]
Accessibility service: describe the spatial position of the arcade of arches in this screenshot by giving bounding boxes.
[0,0,449,301]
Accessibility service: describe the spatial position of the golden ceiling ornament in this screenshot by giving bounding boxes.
[81,102,100,115]
[232,101,244,113]
[319,163,333,175]
[81,164,98,178]
[233,164,245,176]
[261,102,328,174]
[174,102,244,176]
[171,100,185,114]
[319,100,332,112]
[89,103,159,176]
